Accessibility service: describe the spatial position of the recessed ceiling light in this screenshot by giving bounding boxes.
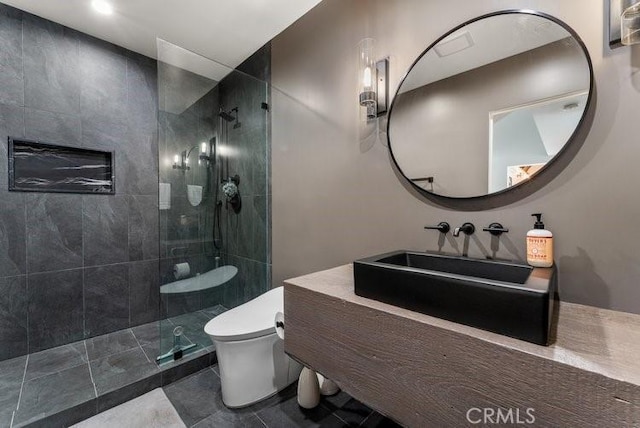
[92,0,113,15]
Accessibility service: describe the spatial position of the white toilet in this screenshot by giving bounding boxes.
[204,286,302,408]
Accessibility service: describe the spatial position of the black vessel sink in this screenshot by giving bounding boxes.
[353,251,557,345]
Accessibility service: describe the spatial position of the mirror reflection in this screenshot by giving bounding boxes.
[389,12,592,198]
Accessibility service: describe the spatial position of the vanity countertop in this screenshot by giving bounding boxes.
[284,264,640,426]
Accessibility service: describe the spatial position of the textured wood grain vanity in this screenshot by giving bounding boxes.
[284,265,640,427]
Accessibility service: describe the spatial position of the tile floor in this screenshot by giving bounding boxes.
[0,306,225,427]
[162,366,402,427]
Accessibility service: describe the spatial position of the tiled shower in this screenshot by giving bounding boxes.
[0,3,271,425]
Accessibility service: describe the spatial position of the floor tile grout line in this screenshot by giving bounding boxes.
[15,354,29,412]
[253,412,269,428]
[331,410,352,426]
[83,341,99,398]
[130,328,152,363]
[358,410,376,427]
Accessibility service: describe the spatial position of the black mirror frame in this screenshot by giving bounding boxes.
[386,9,595,209]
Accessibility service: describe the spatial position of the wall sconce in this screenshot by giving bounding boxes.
[358,38,388,119]
[172,150,190,171]
[198,137,216,167]
[609,0,640,47]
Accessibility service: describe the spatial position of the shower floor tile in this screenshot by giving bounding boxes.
[90,347,159,395]
[13,363,96,427]
[24,342,87,381]
[86,329,139,360]
[0,319,217,427]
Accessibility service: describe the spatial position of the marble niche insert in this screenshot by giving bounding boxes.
[8,138,115,194]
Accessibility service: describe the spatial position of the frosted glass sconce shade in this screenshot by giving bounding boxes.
[358,38,388,119]
[622,0,640,45]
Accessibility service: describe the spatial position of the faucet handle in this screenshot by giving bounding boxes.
[453,222,475,237]
[482,223,509,236]
[424,222,450,234]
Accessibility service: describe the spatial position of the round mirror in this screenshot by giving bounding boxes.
[388,11,593,199]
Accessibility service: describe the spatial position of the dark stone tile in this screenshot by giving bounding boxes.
[85,329,138,361]
[253,195,268,264]
[237,197,254,259]
[163,288,202,318]
[129,260,160,326]
[200,304,228,319]
[142,324,196,362]
[0,104,25,186]
[14,363,95,426]
[122,128,158,196]
[0,6,24,106]
[80,116,130,196]
[24,108,82,147]
[163,368,225,427]
[128,195,159,261]
[194,411,266,428]
[169,311,212,348]
[18,398,97,428]
[321,391,352,409]
[241,259,268,303]
[90,347,159,395]
[84,264,129,337]
[359,412,403,428]
[131,320,164,346]
[324,398,373,426]
[23,14,80,115]
[160,349,212,386]
[0,355,27,415]
[25,193,83,273]
[27,269,83,352]
[83,195,128,266]
[0,409,13,428]
[25,341,87,381]
[0,307,23,369]
[79,36,127,125]
[126,56,158,135]
[0,190,26,277]
[96,373,160,412]
[254,390,339,428]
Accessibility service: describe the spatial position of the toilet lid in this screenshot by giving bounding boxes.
[204,286,283,341]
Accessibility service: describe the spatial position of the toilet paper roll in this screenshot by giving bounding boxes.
[173,263,191,280]
[275,312,285,340]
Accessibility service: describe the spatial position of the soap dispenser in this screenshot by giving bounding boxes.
[527,214,553,267]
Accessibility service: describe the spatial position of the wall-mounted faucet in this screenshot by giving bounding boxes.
[453,222,475,237]
[482,223,509,236]
[424,222,450,234]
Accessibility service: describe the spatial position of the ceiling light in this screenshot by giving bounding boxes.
[92,0,113,15]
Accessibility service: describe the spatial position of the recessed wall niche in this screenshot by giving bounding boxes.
[8,138,115,194]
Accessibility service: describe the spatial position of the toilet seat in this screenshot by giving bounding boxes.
[205,287,283,342]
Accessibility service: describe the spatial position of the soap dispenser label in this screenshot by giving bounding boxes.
[527,237,553,263]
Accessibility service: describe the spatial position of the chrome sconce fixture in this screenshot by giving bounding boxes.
[172,150,190,171]
[358,38,388,119]
[610,0,640,47]
[198,137,216,166]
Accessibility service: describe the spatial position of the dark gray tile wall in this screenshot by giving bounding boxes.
[218,46,272,307]
[0,3,161,361]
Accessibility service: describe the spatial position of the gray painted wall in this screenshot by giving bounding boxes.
[271,0,640,315]
[0,4,159,360]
